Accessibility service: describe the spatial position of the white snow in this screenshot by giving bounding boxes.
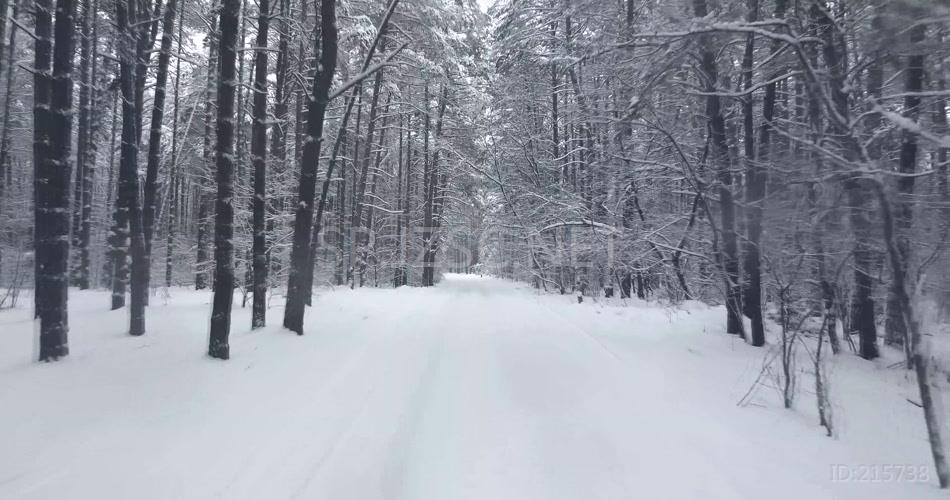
[0,274,946,499]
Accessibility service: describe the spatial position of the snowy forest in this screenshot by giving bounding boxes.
[2,0,950,497]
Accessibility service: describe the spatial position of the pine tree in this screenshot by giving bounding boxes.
[208,0,241,359]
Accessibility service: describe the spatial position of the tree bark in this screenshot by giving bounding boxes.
[34,0,77,360]
[142,0,179,279]
[269,0,290,280]
[693,0,741,336]
[741,0,768,347]
[208,0,241,359]
[251,0,270,328]
[811,2,878,359]
[283,0,338,335]
[166,0,184,288]
[115,0,148,336]
[197,3,219,290]
[0,0,19,223]
[885,23,925,353]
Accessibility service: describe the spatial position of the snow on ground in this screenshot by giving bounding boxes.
[0,274,946,499]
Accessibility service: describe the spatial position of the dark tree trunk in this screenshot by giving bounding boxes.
[197,4,219,290]
[166,0,184,288]
[393,112,406,287]
[361,93,392,283]
[34,0,77,361]
[0,0,19,221]
[208,0,241,359]
[251,0,269,329]
[421,85,448,287]
[693,0,741,336]
[812,3,878,359]
[353,67,385,286]
[746,0,787,347]
[269,0,289,280]
[76,0,99,290]
[142,0,179,283]
[283,0,338,335]
[0,0,8,81]
[104,86,120,292]
[115,0,148,336]
[133,0,161,147]
[740,0,766,347]
[71,0,88,283]
[885,23,925,352]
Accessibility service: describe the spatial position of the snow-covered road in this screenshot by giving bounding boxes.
[0,275,943,499]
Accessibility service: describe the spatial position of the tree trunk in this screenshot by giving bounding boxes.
[885,23,925,353]
[693,0,741,336]
[283,0,338,335]
[353,67,385,286]
[208,0,241,359]
[741,0,769,347]
[0,0,19,223]
[34,0,77,360]
[166,0,184,288]
[197,4,219,290]
[115,0,148,336]
[811,2,879,359]
[76,0,99,290]
[71,0,90,284]
[142,0,179,292]
[251,0,269,328]
[269,0,290,280]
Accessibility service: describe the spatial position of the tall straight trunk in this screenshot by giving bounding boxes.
[250,0,269,328]
[33,0,53,318]
[420,83,431,285]
[353,67,385,285]
[76,0,99,290]
[361,93,392,282]
[802,14,840,354]
[104,86,120,292]
[421,86,448,287]
[335,143,346,284]
[885,23,925,351]
[303,89,357,299]
[208,0,241,359]
[393,112,404,286]
[166,0,184,288]
[142,0,179,268]
[0,0,8,80]
[34,0,77,360]
[812,3,878,359]
[292,0,308,166]
[0,0,19,214]
[197,4,219,290]
[283,0,338,335]
[693,0,741,335]
[116,0,148,336]
[740,0,766,346]
[346,88,363,288]
[401,112,413,284]
[71,0,89,281]
[269,0,289,279]
[550,22,560,181]
[133,0,160,147]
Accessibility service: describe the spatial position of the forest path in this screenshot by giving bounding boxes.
[0,274,940,499]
